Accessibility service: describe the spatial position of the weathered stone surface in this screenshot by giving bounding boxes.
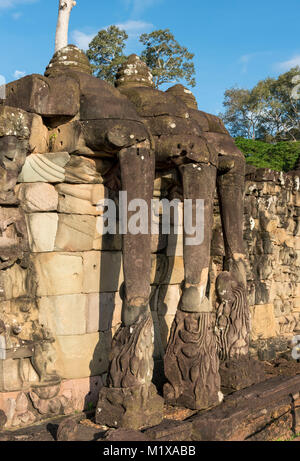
[54,332,111,379]
[0,410,7,429]
[76,73,142,122]
[54,213,120,253]
[45,45,92,78]
[15,183,58,212]
[82,251,123,293]
[96,384,164,431]
[104,428,150,441]
[0,105,32,138]
[151,232,167,253]
[155,284,181,316]
[96,312,164,429]
[26,213,58,252]
[56,414,87,441]
[55,214,96,252]
[86,292,122,333]
[0,358,23,392]
[151,255,184,285]
[0,207,28,269]
[48,120,84,154]
[250,304,277,340]
[157,313,176,351]
[5,73,80,117]
[28,114,49,154]
[191,375,300,441]
[166,231,183,256]
[64,156,104,184]
[219,357,266,391]
[144,419,193,441]
[215,262,250,360]
[164,310,221,410]
[93,232,122,252]
[15,392,29,414]
[32,253,83,296]
[59,375,103,413]
[247,411,293,441]
[18,152,70,183]
[0,263,28,300]
[38,294,87,336]
[56,183,108,215]
[28,388,73,417]
[115,54,154,89]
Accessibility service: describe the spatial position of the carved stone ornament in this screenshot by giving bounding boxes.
[96,312,164,430]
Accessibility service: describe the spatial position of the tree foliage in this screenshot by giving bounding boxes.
[221,88,262,140]
[86,27,196,89]
[139,29,195,88]
[235,137,300,172]
[221,67,300,142]
[86,26,128,83]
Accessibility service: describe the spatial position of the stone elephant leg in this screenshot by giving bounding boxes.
[118,144,154,325]
[164,162,221,410]
[216,157,265,390]
[217,157,247,280]
[96,143,164,430]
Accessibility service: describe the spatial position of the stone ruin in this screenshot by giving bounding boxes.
[0,45,300,438]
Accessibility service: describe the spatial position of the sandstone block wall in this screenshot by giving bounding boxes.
[211,167,300,360]
[244,168,300,359]
[2,162,300,391]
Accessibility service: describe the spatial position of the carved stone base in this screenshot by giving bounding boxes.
[219,356,266,392]
[163,310,221,410]
[96,383,164,430]
[96,311,164,430]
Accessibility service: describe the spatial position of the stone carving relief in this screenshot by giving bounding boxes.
[0,45,265,429]
[164,310,221,410]
[215,263,250,361]
[96,311,164,429]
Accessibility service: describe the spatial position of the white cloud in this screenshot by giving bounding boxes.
[12,11,21,19]
[0,0,38,9]
[239,52,272,73]
[123,0,162,16]
[71,30,95,51]
[277,55,300,71]
[72,20,153,51]
[13,70,26,79]
[115,20,153,37]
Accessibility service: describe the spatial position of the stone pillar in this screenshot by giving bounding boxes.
[216,156,265,390]
[96,145,164,429]
[163,162,221,409]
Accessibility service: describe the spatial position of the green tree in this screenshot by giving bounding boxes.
[86,26,128,83]
[266,67,300,141]
[235,137,300,172]
[221,88,264,140]
[86,26,196,89]
[221,67,300,141]
[140,29,196,88]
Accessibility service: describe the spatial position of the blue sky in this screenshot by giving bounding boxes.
[0,0,299,115]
